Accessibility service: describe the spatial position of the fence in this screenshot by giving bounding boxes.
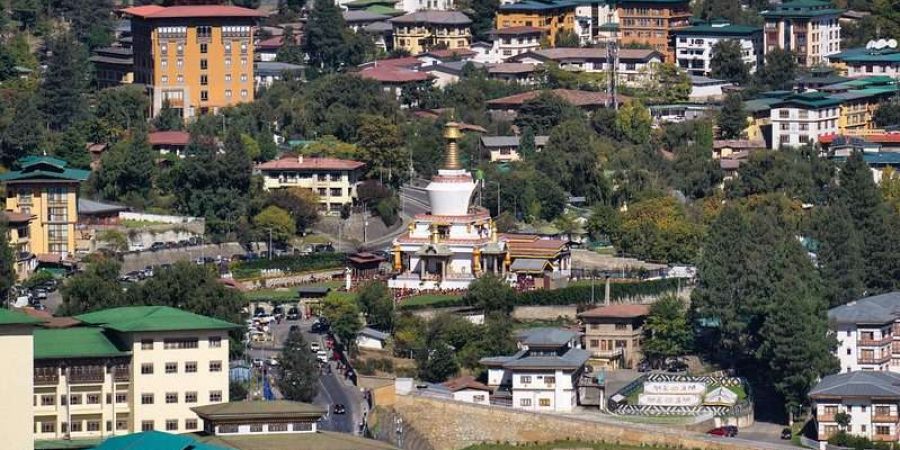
[120,211,203,224]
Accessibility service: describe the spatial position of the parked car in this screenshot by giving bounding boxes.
[310,342,321,352]
[724,425,738,437]
[707,427,732,437]
[286,307,300,321]
[316,350,328,363]
[311,322,328,333]
[149,242,166,252]
[637,360,651,372]
[780,427,792,440]
[666,360,688,373]
[333,404,346,415]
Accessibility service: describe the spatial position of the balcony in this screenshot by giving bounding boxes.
[34,372,59,386]
[819,413,836,422]
[47,198,68,207]
[873,414,899,423]
[859,336,893,346]
[113,369,130,382]
[873,434,895,442]
[858,354,891,365]
[67,367,105,384]
[592,348,624,358]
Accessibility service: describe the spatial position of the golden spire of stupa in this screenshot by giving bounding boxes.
[442,121,461,170]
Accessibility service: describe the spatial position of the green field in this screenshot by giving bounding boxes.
[463,441,680,450]
[244,281,344,302]
[400,294,463,309]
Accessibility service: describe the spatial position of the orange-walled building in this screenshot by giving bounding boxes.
[123,4,265,119]
[616,0,691,62]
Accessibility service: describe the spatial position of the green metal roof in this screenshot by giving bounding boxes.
[35,438,102,449]
[75,306,240,333]
[674,23,761,36]
[0,156,90,183]
[0,308,42,326]
[762,0,843,18]
[345,0,396,7]
[830,47,900,63]
[94,431,230,450]
[743,97,784,113]
[364,5,405,16]
[33,327,128,360]
[774,92,842,108]
[499,0,577,12]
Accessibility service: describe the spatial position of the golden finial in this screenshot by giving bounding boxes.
[443,121,461,170]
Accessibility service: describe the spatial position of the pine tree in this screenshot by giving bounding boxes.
[153,100,184,131]
[519,127,536,159]
[710,40,750,85]
[39,33,90,131]
[276,329,319,402]
[812,199,865,307]
[416,341,459,383]
[717,93,747,139]
[303,0,361,71]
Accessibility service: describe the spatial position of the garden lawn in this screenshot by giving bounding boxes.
[399,294,463,309]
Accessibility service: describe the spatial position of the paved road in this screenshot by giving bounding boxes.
[246,316,364,434]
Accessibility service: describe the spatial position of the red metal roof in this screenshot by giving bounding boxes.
[579,303,651,319]
[422,48,476,59]
[148,131,191,147]
[256,36,284,50]
[442,375,491,392]
[819,133,900,145]
[257,155,365,171]
[122,5,266,19]
[368,57,423,69]
[358,66,430,83]
[490,26,546,35]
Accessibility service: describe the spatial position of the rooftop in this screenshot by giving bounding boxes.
[95,431,229,450]
[3,211,34,223]
[148,130,191,147]
[512,47,662,62]
[33,327,128,360]
[343,10,391,22]
[499,0,578,12]
[121,4,266,19]
[0,156,90,183]
[481,135,549,147]
[761,0,843,18]
[488,62,537,74]
[257,155,366,171]
[501,347,591,370]
[516,327,579,347]
[389,11,471,25]
[75,306,240,333]
[0,308,42,326]
[579,303,651,319]
[192,400,326,421]
[829,292,900,325]
[358,65,431,83]
[194,431,398,450]
[810,371,900,399]
[359,327,390,340]
[675,23,761,36]
[442,375,491,392]
[78,198,129,215]
[773,92,843,109]
[421,48,477,59]
[489,26,546,36]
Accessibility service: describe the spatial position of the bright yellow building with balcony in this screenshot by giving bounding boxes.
[496,1,575,46]
[0,156,89,259]
[390,11,473,55]
[123,4,264,119]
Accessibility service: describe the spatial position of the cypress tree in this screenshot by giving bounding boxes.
[39,33,90,131]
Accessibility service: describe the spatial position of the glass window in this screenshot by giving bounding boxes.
[185,361,197,373]
[165,362,177,374]
[166,392,178,404]
[166,420,178,431]
[186,419,198,430]
[141,421,154,432]
[141,339,153,350]
[209,337,222,348]
[209,390,222,402]
[141,363,153,374]
[210,361,222,372]
[141,393,154,405]
[185,391,198,403]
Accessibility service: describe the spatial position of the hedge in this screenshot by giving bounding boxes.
[515,278,680,306]
[231,253,346,279]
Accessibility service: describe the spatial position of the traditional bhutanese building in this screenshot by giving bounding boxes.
[387,122,570,291]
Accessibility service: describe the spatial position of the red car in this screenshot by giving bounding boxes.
[707,427,736,437]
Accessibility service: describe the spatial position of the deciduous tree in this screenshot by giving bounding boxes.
[643,295,692,365]
[717,93,747,139]
[253,206,296,245]
[710,40,751,85]
[277,328,319,402]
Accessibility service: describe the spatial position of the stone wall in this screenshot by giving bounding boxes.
[511,305,579,321]
[385,395,794,450]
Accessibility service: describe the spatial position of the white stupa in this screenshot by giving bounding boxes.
[388,122,508,291]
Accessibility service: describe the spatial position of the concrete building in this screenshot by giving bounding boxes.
[357,327,389,350]
[616,0,691,62]
[398,0,455,12]
[761,0,843,67]
[344,10,392,32]
[254,61,304,89]
[0,309,41,450]
[480,135,549,162]
[495,0,575,47]
[828,292,900,374]
[3,211,37,279]
[480,328,589,412]
[90,46,135,89]
[0,156,90,259]
[829,46,900,79]
[256,155,366,214]
[578,303,649,369]
[31,306,237,445]
[769,92,841,149]
[508,47,663,86]
[810,371,900,443]
[191,400,326,435]
[123,4,265,119]
[489,26,545,61]
[440,376,492,405]
[673,22,762,76]
[390,11,472,55]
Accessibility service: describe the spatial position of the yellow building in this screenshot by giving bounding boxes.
[3,211,37,279]
[123,4,264,119]
[1,156,89,259]
[496,1,575,46]
[31,306,237,445]
[390,11,473,55]
[256,155,366,214]
[0,309,40,450]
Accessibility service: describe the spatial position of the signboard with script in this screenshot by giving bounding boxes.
[643,382,707,395]
[638,394,702,406]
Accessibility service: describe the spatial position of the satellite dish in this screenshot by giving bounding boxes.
[867,40,876,49]
[889,39,898,49]
[877,39,888,49]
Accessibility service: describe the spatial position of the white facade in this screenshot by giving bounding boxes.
[834,323,893,373]
[356,334,386,350]
[573,3,616,45]
[451,389,491,405]
[509,49,663,87]
[511,370,578,412]
[770,101,840,149]
[762,1,842,67]
[675,28,762,76]
[398,0,454,12]
[492,32,543,61]
[0,323,34,450]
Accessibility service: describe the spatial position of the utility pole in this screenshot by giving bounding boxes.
[607,40,619,111]
[268,228,273,260]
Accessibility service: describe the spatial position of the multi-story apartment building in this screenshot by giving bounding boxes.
[390,11,472,54]
[0,156,90,258]
[761,0,842,67]
[0,309,40,450]
[674,22,763,76]
[509,47,663,86]
[31,306,237,445]
[828,292,900,374]
[480,328,589,412]
[123,3,264,119]
[496,0,576,46]
[616,0,691,62]
[829,46,900,79]
[578,303,649,369]
[810,371,900,443]
[257,155,366,214]
[3,211,37,278]
[397,0,455,12]
[573,0,618,45]
[769,92,841,149]
[489,26,545,60]
[90,46,135,89]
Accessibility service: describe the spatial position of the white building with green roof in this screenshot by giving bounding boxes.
[673,21,762,76]
[29,306,239,447]
[0,309,42,450]
[761,0,843,67]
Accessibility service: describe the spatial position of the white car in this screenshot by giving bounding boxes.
[310,342,321,352]
[316,350,328,363]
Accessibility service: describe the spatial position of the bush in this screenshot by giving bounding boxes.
[231,253,345,279]
[516,279,680,306]
[828,431,896,450]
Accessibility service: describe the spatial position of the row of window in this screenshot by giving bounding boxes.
[141,337,220,350]
[160,41,249,56]
[37,419,128,434]
[141,390,221,405]
[519,398,552,407]
[159,57,248,71]
[219,422,313,433]
[37,392,128,407]
[140,360,222,374]
[519,375,556,384]
[141,418,199,432]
